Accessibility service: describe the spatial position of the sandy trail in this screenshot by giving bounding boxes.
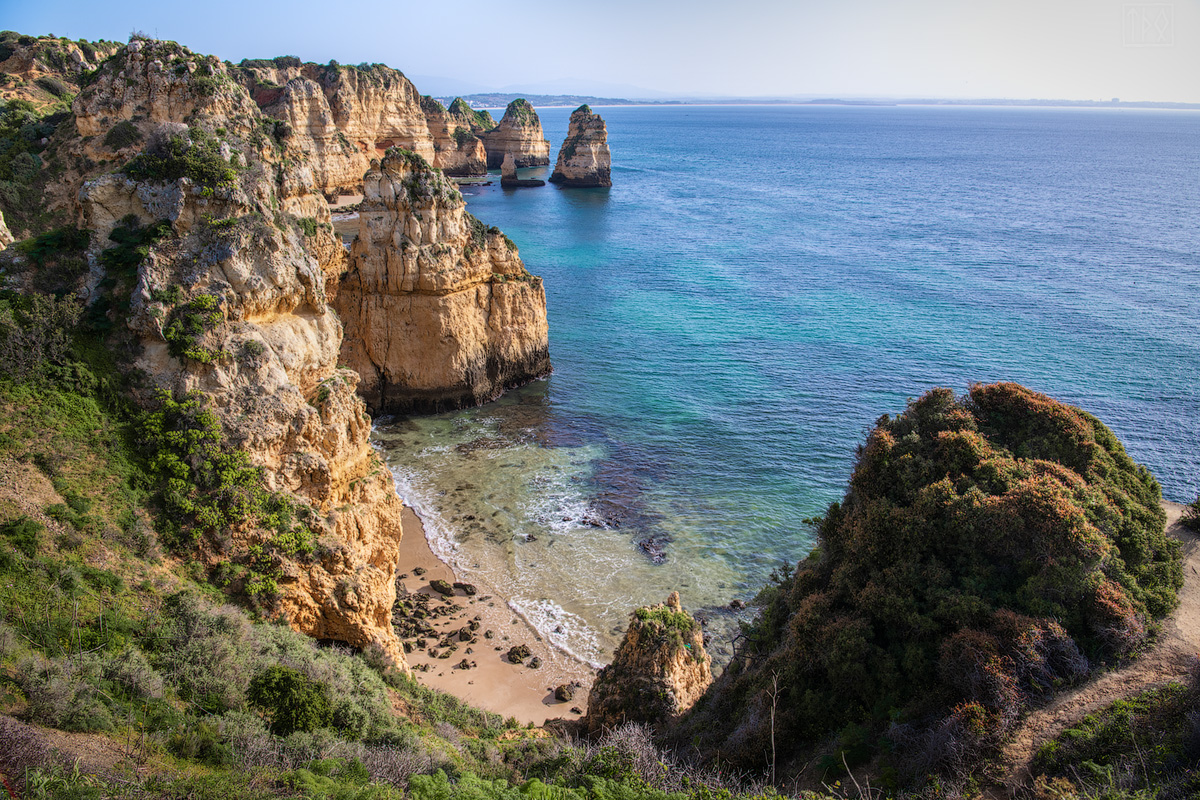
[990,501,1198,797]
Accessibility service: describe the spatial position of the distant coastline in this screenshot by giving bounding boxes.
[442,91,1200,111]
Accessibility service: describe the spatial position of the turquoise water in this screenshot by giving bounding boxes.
[375,105,1200,665]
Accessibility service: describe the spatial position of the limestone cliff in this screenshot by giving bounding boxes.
[238,60,437,197]
[584,593,713,733]
[333,148,551,413]
[0,210,12,249]
[49,38,408,666]
[447,97,497,135]
[549,105,612,188]
[480,99,550,169]
[420,95,488,177]
[237,61,494,193]
[0,32,121,110]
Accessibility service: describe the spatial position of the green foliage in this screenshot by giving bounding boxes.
[121,127,238,190]
[99,216,171,279]
[34,75,72,100]
[102,119,142,151]
[1183,497,1200,533]
[0,515,42,557]
[453,126,476,147]
[503,99,539,128]
[248,665,333,735]
[0,291,83,379]
[137,389,263,543]
[0,99,71,234]
[162,293,225,364]
[1033,679,1200,799]
[686,383,1182,774]
[13,226,90,293]
[297,216,319,237]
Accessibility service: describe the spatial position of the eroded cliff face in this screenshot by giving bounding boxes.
[480,99,550,169]
[447,97,497,135]
[420,95,488,177]
[549,105,612,188]
[0,210,12,249]
[333,149,551,413]
[584,593,713,733]
[64,39,408,666]
[237,61,491,193]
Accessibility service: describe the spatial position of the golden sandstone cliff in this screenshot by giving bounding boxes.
[550,105,612,188]
[0,36,550,667]
[480,98,551,169]
[236,58,488,193]
[333,149,550,413]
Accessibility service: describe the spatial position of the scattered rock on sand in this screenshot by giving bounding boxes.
[507,644,532,663]
[528,656,541,669]
[555,684,574,702]
[453,581,478,595]
[430,579,455,595]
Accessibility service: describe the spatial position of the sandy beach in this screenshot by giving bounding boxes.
[396,506,597,725]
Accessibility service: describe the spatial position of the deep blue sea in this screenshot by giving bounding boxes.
[375,105,1200,666]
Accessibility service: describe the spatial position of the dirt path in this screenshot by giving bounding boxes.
[990,501,1198,797]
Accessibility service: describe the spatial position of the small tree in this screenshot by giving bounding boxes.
[247,666,331,735]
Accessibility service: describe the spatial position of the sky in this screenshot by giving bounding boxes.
[2,0,1198,102]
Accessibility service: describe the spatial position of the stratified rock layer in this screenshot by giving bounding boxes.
[584,592,713,733]
[480,99,550,169]
[549,105,612,187]
[238,60,489,193]
[64,39,409,666]
[420,95,488,177]
[334,149,551,413]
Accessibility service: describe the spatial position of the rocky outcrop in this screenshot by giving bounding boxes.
[238,60,438,197]
[333,148,551,413]
[500,152,545,189]
[480,99,550,169]
[549,105,612,188]
[420,95,487,177]
[0,210,12,249]
[0,33,121,110]
[584,593,713,733]
[447,97,496,135]
[63,39,408,666]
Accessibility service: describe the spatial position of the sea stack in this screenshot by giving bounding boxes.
[420,95,488,177]
[584,592,712,732]
[480,98,550,168]
[447,96,497,135]
[334,149,551,413]
[500,152,546,188]
[549,105,612,187]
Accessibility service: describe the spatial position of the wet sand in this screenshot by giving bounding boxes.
[396,506,596,725]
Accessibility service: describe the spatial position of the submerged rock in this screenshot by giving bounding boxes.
[584,592,712,732]
[549,105,612,188]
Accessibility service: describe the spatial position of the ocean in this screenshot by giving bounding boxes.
[373,104,1200,667]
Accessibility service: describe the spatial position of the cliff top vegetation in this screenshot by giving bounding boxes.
[682,383,1182,788]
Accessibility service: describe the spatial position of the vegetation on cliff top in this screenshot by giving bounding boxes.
[683,383,1181,787]
[503,98,540,128]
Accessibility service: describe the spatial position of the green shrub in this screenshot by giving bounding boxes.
[248,665,333,735]
[0,515,41,557]
[34,75,71,99]
[162,293,224,364]
[684,383,1182,775]
[102,119,142,151]
[121,127,237,190]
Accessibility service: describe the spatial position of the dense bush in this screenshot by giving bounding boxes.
[683,384,1181,779]
[248,665,333,735]
[102,119,142,150]
[121,126,238,190]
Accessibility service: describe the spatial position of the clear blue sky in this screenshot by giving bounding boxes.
[3,0,1197,101]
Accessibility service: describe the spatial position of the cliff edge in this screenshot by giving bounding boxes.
[334,148,550,414]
